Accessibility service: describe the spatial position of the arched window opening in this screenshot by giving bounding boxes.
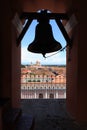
[39,93,43,99]
[21,9,66,99]
[49,93,54,99]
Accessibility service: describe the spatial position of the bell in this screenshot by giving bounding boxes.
[27,16,62,57]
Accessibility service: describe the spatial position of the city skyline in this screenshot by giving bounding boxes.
[21,20,66,65]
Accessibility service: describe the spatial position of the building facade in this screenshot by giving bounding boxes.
[21,82,66,99]
[21,63,66,99]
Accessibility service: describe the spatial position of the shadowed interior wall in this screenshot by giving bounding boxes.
[0,0,12,98]
[0,0,22,107]
[66,1,87,123]
[77,2,87,121]
[21,0,72,13]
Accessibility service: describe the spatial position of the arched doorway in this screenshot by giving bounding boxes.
[49,93,54,99]
[39,93,43,99]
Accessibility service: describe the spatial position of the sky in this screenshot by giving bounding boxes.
[21,19,66,65]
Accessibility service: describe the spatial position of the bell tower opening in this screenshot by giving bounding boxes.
[21,9,66,99]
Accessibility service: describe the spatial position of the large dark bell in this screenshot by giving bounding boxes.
[27,18,62,57]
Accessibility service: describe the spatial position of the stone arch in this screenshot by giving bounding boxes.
[49,93,54,99]
[39,93,43,99]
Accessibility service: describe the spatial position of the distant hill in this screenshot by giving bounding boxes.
[42,65,66,67]
[21,64,66,68]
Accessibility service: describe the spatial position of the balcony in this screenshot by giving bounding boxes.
[20,82,85,129]
[21,99,84,130]
[20,71,87,129]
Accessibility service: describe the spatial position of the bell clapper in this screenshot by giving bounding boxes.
[42,53,46,58]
